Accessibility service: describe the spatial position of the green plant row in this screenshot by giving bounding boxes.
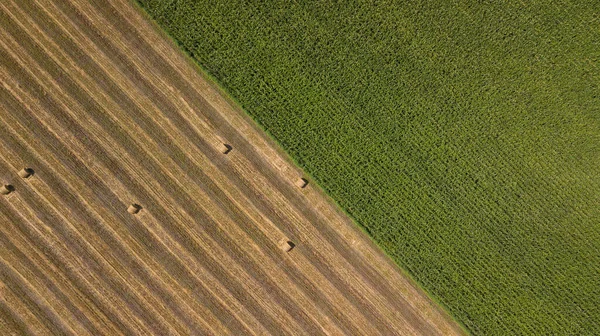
[136,0,600,334]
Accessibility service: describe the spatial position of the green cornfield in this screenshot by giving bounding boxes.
[136,0,600,334]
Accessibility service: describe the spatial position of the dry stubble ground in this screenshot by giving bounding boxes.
[0,0,465,334]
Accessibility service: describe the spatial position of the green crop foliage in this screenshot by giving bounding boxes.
[136,0,600,334]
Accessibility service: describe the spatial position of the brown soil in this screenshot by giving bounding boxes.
[0,0,466,334]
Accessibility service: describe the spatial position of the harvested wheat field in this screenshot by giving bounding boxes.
[0,0,465,334]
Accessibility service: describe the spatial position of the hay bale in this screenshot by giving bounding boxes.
[280,239,295,252]
[295,178,308,188]
[18,168,34,179]
[220,143,232,154]
[1,185,15,195]
[127,204,142,214]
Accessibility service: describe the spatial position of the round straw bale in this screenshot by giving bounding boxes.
[128,204,142,214]
[295,178,308,188]
[18,168,34,178]
[1,184,15,195]
[280,239,295,252]
[220,143,232,154]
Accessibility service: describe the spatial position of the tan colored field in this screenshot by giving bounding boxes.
[0,0,465,334]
